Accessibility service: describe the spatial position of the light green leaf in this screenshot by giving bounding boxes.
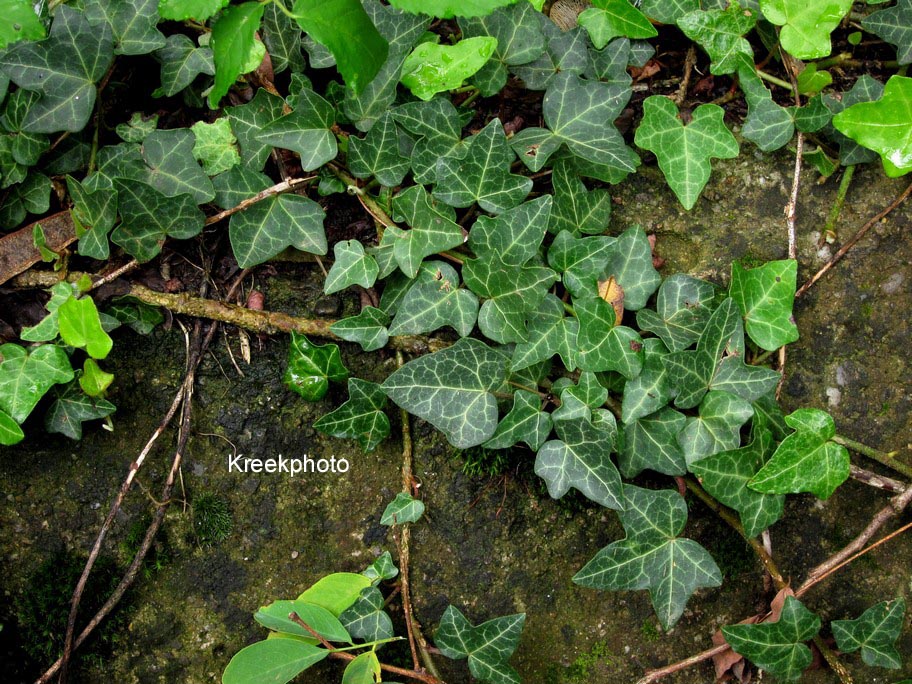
[759,0,852,59]
[484,390,552,450]
[222,638,329,684]
[388,0,520,17]
[255,600,351,642]
[141,129,215,203]
[339,586,394,643]
[115,112,158,144]
[511,294,579,371]
[634,96,739,210]
[389,261,479,337]
[381,337,509,448]
[401,37,498,100]
[0,6,113,133]
[393,98,469,183]
[722,596,820,681]
[636,274,719,352]
[67,176,117,260]
[796,63,832,95]
[729,259,799,351]
[535,414,624,509]
[435,118,532,213]
[58,297,114,360]
[229,193,326,268]
[678,390,753,466]
[832,598,906,669]
[605,226,661,310]
[621,338,673,423]
[574,485,722,629]
[749,408,849,499]
[86,0,166,56]
[257,89,337,171]
[578,0,658,50]
[226,89,285,170]
[292,0,389,94]
[208,2,265,108]
[381,491,425,525]
[21,283,77,342]
[0,0,44,50]
[833,75,912,177]
[825,75,884,166]
[0,409,24,445]
[342,652,381,684]
[548,158,611,236]
[324,240,380,295]
[0,344,74,424]
[435,606,526,684]
[348,111,411,187]
[79,358,114,397]
[619,407,687,477]
[863,0,912,65]
[190,118,240,175]
[313,379,390,452]
[329,308,391,352]
[298,572,372,617]
[677,2,756,75]
[157,0,228,21]
[387,186,465,277]
[284,333,348,402]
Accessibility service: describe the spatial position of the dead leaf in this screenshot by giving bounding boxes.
[597,276,624,326]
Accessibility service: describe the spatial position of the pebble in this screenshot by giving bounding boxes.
[313,296,341,316]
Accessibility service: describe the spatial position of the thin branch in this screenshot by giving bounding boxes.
[204,176,316,227]
[635,643,730,684]
[834,434,912,481]
[849,464,907,494]
[327,163,398,228]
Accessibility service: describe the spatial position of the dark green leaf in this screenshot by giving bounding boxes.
[314,379,390,452]
[729,259,799,351]
[329,308,390,352]
[678,390,753,466]
[66,177,117,260]
[381,491,425,525]
[393,98,468,184]
[512,19,588,91]
[141,129,215,203]
[226,89,285,170]
[86,0,166,56]
[620,407,687,477]
[605,226,661,310]
[435,606,525,684]
[257,89,337,171]
[548,158,611,236]
[484,390,552,450]
[635,274,719,352]
[863,0,912,65]
[388,185,464,277]
[511,294,579,371]
[389,261,479,337]
[229,193,326,268]
[576,299,644,377]
[621,338,673,423]
[832,598,906,669]
[262,0,305,74]
[348,111,411,187]
[284,333,349,402]
[324,240,380,294]
[677,3,756,75]
[339,586,394,643]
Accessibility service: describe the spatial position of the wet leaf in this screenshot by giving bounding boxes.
[329,308,390,352]
[158,0,228,21]
[0,343,74,424]
[435,606,525,684]
[729,259,799,351]
[58,297,114,360]
[0,0,44,50]
[381,491,425,525]
[324,240,380,295]
[759,0,852,59]
[863,0,912,66]
[0,409,24,444]
[832,598,906,669]
[283,333,349,402]
[578,0,658,50]
[208,2,265,108]
[400,37,498,100]
[313,379,390,452]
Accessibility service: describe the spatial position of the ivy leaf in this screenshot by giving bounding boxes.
[578,0,658,50]
[605,226,661,310]
[2,89,49,167]
[329,308,390,352]
[389,0,520,18]
[380,491,425,525]
[292,0,388,95]
[435,118,532,213]
[107,299,164,335]
[824,75,884,166]
[388,261,479,337]
[226,89,284,170]
[832,598,906,669]
[535,414,624,509]
[863,0,912,66]
[435,606,526,684]
[342,652,381,684]
[759,0,852,59]
[548,158,612,236]
[0,409,24,445]
[190,119,240,176]
[381,337,509,448]
[257,88,338,171]
[511,73,638,174]
[58,297,113,360]
[67,176,117,260]
[0,343,74,424]
[21,283,77,342]
[262,0,305,74]
[619,407,687,477]
[313,379,390,452]
[641,0,700,24]
[677,3,756,75]
[722,596,820,681]
[229,192,326,269]
[468,196,550,264]
[576,299,644,377]
[484,390,552,450]
[393,98,469,184]
[339,587,394,643]
[141,129,215,203]
[401,37,498,101]
[634,96,739,210]
[362,552,398,582]
[157,0,228,21]
[284,333,349,402]
[324,240,380,295]
[222,639,328,684]
[115,112,158,144]
[736,63,796,152]
[348,112,410,187]
[511,18,588,91]
[111,180,205,262]
[458,3,546,95]
[511,293,579,371]
[678,390,753,466]
[691,425,785,538]
[729,259,799,351]
[208,2,265,108]
[621,338,673,423]
[547,230,617,298]
[0,6,113,133]
[389,185,465,277]
[832,75,912,177]
[0,0,44,50]
[636,274,719,352]
[86,0,166,56]
[574,485,722,629]
[749,408,849,499]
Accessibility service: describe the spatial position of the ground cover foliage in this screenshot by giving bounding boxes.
[0,0,911,682]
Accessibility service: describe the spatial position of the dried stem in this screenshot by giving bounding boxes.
[203,176,317,227]
[849,464,907,494]
[833,434,912,481]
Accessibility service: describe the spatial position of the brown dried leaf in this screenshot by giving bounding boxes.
[597,276,624,326]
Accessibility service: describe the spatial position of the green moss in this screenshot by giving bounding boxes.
[456,446,513,478]
[640,619,661,642]
[119,513,173,578]
[192,493,233,546]
[565,639,614,681]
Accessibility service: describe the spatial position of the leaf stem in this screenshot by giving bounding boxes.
[820,164,855,247]
[327,163,398,228]
[832,434,912,480]
[756,69,795,92]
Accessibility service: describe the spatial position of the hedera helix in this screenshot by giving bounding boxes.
[0,0,910,682]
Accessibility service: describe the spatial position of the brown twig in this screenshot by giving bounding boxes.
[635,643,731,684]
[849,464,907,494]
[204,176,317,227]
[672,45,697,106]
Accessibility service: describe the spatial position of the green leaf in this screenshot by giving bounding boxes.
[226,89,285,170]
[574,485,722,629]
[324,240,380,295]
[621,338,673,423]
[339,586,394,643]
[86,0,166,56]
[66,177,117,260]
[190,119,240,175]
[348,111,411,187]
[115,112,158,144]
[677,2,756,75]
[111,180,205,262]
[79,358,114,397]
[511,18,588,91]
[262,0,305,74]
[678,390,753,466]
[0,0,44,50]
[292,0,389,94]
[641,0,700,24]
[401,37,498,100]
[511,294,579,371]
[222,638,329,684]
[619,407,687,477]
[484,390,552,450]
[722,596,821,681]
[229,192,326,268]
[313,378,390,452]
[0,344,74,423]
[342,652,381,684]
[386,185,464,277]
[548,158,611,236]
[284,333,349,402]
[107,299,164,335]
[729,259,799,351]
[435,606,526,684]
[21,283,77,342]
[255,600,351,642]
[824,75,884,166]
[362,552,398,582]
[389,0,520,17]
[208,2,265,108]
[329,308,390,352]
[257,89,337,171]
[636,274,719,352]
[141,129,215,203]
[157,0,228,21]
[690,425,784,537]
[634,96,739,210]
[863,0,912,65]
[511,72,639,174]
[576,300,644,377]
[393,98,469,184]
[578,0,658,50]
[389,261,479,337]
[435,118,532,213]
[468,196,550,264]
[832,598,906,669]
[382,337,508,448]
[2,89,49,167]
[298,572,372,616]
[546,230,617,298]
[58,297,114,360]
[796,63,832,96]
[749,408,849,499]
[0,6,113,133]
[606,226,661,310]
[381,491,425,525]
[833,75,912,177]
[0,409,24,445]
[759,0,852,59]
[535,414,624,509]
